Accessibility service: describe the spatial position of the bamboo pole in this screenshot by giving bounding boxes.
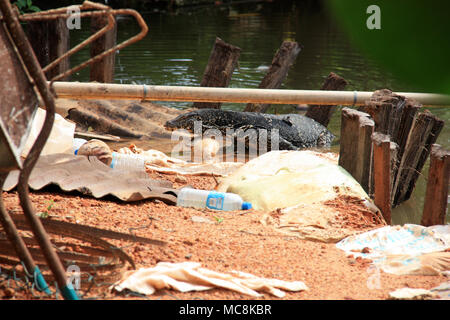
[50,82,450,106]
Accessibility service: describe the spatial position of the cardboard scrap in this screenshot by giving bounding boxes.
[4,153,177,203]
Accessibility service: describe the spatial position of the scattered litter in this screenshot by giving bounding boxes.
[112,262,308,298]
[389,287,438,300]
[336,224,450,275]
[177,188,252,211]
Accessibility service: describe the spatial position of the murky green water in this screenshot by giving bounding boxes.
[68,0,448,224]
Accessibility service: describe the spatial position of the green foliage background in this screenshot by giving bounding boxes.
[326,0,450,95]
[13,0,40,13]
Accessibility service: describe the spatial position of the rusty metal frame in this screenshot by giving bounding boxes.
[0,0,149,300]
[17,0,148,83]
[0,0,77,299]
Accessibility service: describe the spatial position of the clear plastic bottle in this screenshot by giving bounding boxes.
[73,138,87,155]
[176,188,252,211]
[109,152,146,170]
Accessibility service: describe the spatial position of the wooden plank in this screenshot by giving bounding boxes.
[372,132,396,224]
[90,15,117,83]
[392,111,444,206]
[74,131,121,142]
[360,89,402,135]
[421,144,450,226]
[26,18,70,80]
[305,72,348,127]
[244,41,302,113]
[193,37,241,109]
[338,108,374,194]
[390,98,421,184]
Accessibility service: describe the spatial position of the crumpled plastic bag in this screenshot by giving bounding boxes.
[336,224,450,275]
[113,262,308,298]
[22,108,76,157]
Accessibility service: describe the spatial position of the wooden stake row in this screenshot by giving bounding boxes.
[339,89,447,226]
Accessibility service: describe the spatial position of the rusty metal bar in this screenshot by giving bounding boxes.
[17,1,148,82]
[0,0,79,300]
[0,174,51,294]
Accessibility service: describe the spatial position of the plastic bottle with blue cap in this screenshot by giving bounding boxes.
[73,138,87,155]
[109,152,146,170]
[176,188,252,211]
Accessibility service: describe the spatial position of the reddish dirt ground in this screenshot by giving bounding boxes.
[0,173,446,300]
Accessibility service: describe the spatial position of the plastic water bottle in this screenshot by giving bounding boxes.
[176,188,252,211]
[109,152,146,170]
[73,138,87,155]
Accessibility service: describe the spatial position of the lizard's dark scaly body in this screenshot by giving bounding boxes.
[165,109,335,150]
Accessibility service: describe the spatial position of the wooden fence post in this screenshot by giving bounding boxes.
[90,15,117,83]
[26,18,70,80]
[305,72,348,127]
[372,133,398,225]
[339,108,375,194]
[421,144,449,226]
[244,41,301,113]
[193,37,241,109]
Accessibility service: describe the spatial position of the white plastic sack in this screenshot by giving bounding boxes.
[336,224,450,275]
[217,150,369,211]
[21,108,76,157]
